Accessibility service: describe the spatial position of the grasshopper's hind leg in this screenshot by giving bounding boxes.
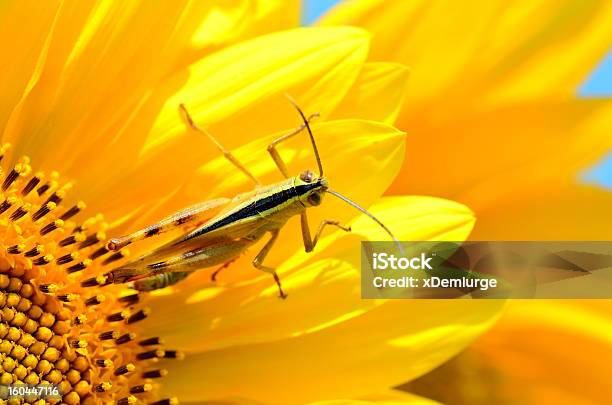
[107,238,251,285]
[107,198,230,251]
[179,104,260,186]
[252,230,287,299]
[211,257,238,281]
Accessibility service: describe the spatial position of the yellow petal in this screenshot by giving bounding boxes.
[470,182,612,239]
[0,1,62,133]
[230,0,301,45]
[158,298,502,403]
[150,197,502,403]
[3,1,298,176]
[147,26,369,150]
[310,390,441,405]
[416,300,612,404]
[182,392,439,405]
[386,99,612,213]
[70,27,370,224]
[183,400,268,405]
[178,0,302,70]
[330,62,409,124]
[321,0,612,107]
[322,1,612,244]
[358,391,441,405]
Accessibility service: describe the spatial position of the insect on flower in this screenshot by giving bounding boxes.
[104,98,401,298]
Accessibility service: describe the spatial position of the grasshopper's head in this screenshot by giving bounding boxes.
[287,95,403,253]
[296,170,328,207]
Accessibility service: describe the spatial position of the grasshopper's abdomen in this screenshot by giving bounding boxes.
[107,236,259,284]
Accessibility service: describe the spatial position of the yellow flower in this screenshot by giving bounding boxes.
[0,1,503,404]
[474,300,612,405]
[320,0,612,240]
[401,300,612,405]
[321,2,612,404]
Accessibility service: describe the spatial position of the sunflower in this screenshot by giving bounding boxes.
[320,0,612,240]
[402,300,612,405]
[320,1,612,404]
[0,1,503,404]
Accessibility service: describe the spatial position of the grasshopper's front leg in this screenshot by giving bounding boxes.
[267,112,319,178]
[252,230,288,299]
[180,104,261,186]
[301,212,351,253]
[251,217,351,299]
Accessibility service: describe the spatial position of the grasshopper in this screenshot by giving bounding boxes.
[105,99,400,298]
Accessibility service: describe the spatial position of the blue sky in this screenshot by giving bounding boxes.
[580,54,612,188]
[302,0,612,188]
[303,0,343,24]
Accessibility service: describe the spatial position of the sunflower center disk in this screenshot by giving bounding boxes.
[0,144,179,405]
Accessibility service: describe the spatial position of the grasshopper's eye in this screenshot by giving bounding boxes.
[300,170,315,183]
[307,192,322,206]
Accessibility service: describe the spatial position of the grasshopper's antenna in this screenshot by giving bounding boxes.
[285,94,324,177]
[327,189,404,253]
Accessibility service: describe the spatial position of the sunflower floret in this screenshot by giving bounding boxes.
[0,145,181,404]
